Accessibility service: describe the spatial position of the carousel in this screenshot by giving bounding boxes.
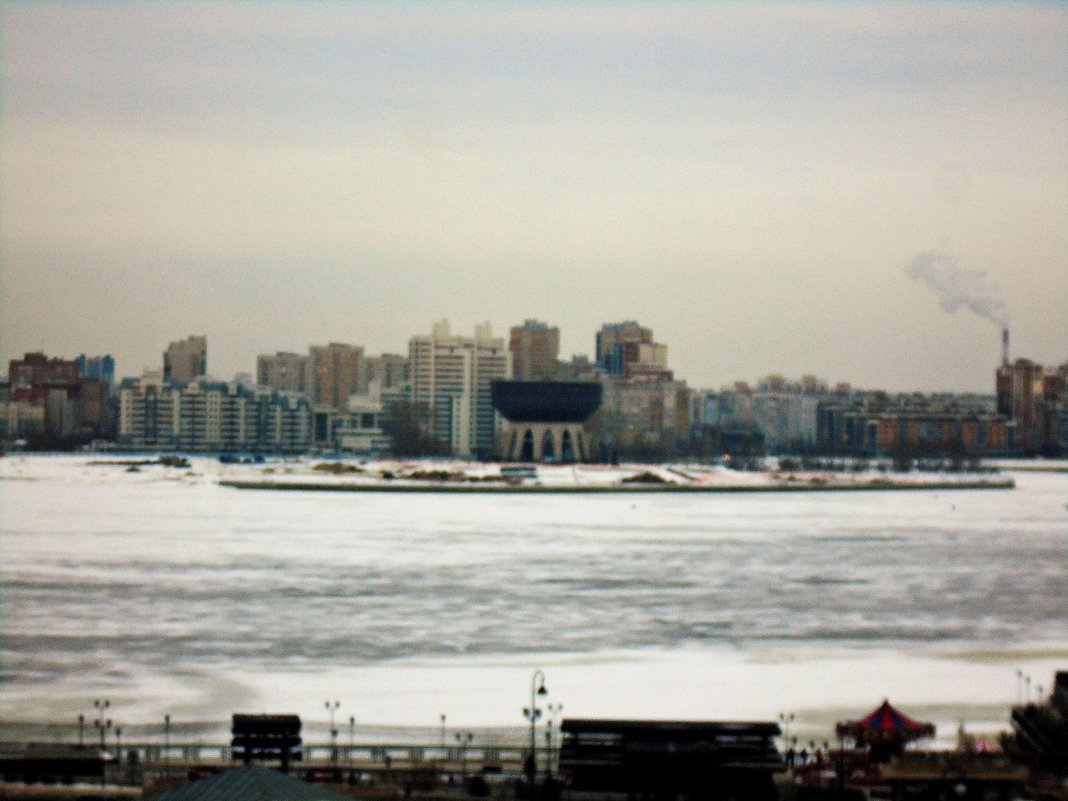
[836,699,936,762]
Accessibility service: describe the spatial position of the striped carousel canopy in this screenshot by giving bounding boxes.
[835,699,936,743]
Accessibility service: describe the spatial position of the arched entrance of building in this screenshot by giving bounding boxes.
[520,429,535,462]
[561,429,575,462]
[541,429,556,461]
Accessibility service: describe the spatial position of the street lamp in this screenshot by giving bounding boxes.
[349,717,356,769]
[93,700,112,752]
[325,700,340,762]
[78,714,85,748]
[93,715,112,787]
[455,731,473,780]
[547,703,563,775]
[440,713,447,749]
[779,713,795,754]
[164,714,171,774]
[544,722,553,780]
[95,718,112,750]
[523,669,548,786]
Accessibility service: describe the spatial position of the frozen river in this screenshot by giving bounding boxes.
[1,455,1065,745]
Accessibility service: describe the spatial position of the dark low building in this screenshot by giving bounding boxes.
[559,719,783,800]
[0,744,108,784]
[1008,671,1068,784]
[491,380,602,462]
[231,714,303,771]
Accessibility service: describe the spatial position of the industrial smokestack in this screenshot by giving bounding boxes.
[1002,327,1010,367]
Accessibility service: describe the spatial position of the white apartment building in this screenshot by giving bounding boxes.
[118,374,312,453]
[409,320,511,457]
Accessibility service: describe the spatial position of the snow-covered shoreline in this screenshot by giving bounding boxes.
[0,452,1046,492]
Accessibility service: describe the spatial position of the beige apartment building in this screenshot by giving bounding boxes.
[509,319,560,380]
[256,351,309,394]
[163,335,207,384]
[309,343,364,412]
[409,320,511,457]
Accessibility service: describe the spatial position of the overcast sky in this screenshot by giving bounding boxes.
[1,2,1065,392]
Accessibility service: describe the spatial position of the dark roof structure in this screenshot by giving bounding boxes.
[491,381,603,423]
[148,764,354,801]
[559,718,782,800]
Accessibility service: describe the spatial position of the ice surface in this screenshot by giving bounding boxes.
[1,455,1064,745]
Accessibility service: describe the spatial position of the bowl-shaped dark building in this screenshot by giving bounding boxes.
[491,381,603,423]
[492,381,603,462]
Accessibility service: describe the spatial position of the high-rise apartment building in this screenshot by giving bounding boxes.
[5,352,118,440]
[362,354,409,392]
[163,336,207,383]
[309,343,364,412]
[257,352,309,394]
[75,355,115,388]
[996,358,1068,454]
[595,321,670,379]
[8,352,79,391]
[409,320,511,457]
[509,320,560,380]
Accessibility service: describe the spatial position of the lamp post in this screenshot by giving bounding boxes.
[93,715,112,788]
[164,714,171,775]
[544,722,553,780]
[95,718,112,751]
[325,700,340,762]
[440,714,447,749]
[546,703,563,776]
[349,716,356,768]
[779,713,795,755]
[523,669,548,787]
[78,714,85,748]
[456,732,473,780]
[93,699,110,747]
[93,700,112,752]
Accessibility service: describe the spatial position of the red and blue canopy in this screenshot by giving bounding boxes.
[835,699,935,743]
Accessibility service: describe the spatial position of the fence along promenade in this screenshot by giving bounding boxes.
[0,738,534,787]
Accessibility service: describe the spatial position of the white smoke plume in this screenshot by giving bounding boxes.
[906,250,1008,327]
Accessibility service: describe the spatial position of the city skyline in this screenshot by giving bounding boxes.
[1,3,1065,392]
[1,316,1057,397]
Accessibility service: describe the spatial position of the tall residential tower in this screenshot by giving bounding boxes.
[163,336,207,383]
[509,319,560,380]
[409,320,511,457]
